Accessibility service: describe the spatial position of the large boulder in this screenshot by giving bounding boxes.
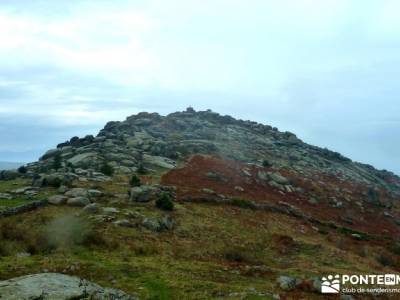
[142,215,174,232]
[65,188,88,198]
[277,275,298,291]
[268,172,289,185]
[129,185,160,202]
[48,195,68,205]
[67,197,90,207]
[82,203,99,214]
[67,152,99,167]
[40,148,61,161]
[0,273,137,300]
[33,173,76,188]
[64,188,102,200]
[143,154,176,169]
[0,193,12,200]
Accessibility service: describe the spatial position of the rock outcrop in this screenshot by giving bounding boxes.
[0,273,138,300]
[21,109,398,199]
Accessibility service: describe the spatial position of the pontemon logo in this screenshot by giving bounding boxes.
[321,275,341,293]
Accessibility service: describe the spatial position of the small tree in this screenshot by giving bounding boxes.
[130,174,141,187]
[66,162,75,173]
[18,165,27,174]
[100,163,114,176]
[262,159,271,168]
[155,193,174,211]
[137,163,146,174]
[53,153,62,170]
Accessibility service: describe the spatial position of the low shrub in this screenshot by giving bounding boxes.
[129,174,141,187]
[137,163,147,175]
[155,193,174,211]
[100,163,114,176]
[53,152,62,170]
[0,215,110,256]
[376,252,395,267]
[262,159,271,168]
[18,166,27,174]
[389,242,400,255]
[224,247,258,264]
[231,198,255,209]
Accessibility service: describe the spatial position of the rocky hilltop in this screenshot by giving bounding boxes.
[25,108,400,194]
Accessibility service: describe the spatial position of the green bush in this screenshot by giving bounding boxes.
[53,152,62,170]
[231,198,256,209]
[100,163,114,176]
[18,165,27,174]
[155,193,174,211]
[389,242,400,255]
[262,159,272,168]
[137,163,147,174]
[66,162,75,172]
[376,252,395,267]
[224,247,258,263]
[130,174,141,187]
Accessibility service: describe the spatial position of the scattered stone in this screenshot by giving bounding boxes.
[241,168,252,177]
[48,195,68,205]
[268,172,289,185]
[257,171,269,181]
[103,207,120,214]
[143,154,176,169]
[268,180,285,191]
[129,185,159,203]
[87,189,103,198]
[0,193,12,200]
[65,188,88,198]
[205,171,223,181]
[58,185,69,193]
[82,203,99,214]
[142,215,173,232]
[234,186,244,192]
[15,252,31,258]
[66,197,90,207]
[202,188,215,194]
[114,219,134,227]
[383,211,394,218]
[277,276,298,291]
[11,187,34,194]
[308,197,318,205]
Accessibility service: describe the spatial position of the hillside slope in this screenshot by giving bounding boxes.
[1,108,400,299]
[28,108,400,193]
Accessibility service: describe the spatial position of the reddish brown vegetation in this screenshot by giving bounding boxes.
[162,155,400,238]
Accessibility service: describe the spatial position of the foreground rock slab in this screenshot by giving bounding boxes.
[0,273,138,300]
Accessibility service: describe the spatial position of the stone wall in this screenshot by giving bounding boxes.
[0,200,48,218]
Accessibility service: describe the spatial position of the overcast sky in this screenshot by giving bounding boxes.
[0,0,399,174]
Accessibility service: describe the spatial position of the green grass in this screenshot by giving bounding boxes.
[0,179,58,211]
[0,198,32,209]
[144,276,172,300]
[0,177,398,299]
[0,178,31,192]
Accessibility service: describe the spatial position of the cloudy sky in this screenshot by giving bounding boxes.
[0,0,399,174]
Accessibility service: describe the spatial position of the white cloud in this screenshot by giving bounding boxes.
[0,1,399,173]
